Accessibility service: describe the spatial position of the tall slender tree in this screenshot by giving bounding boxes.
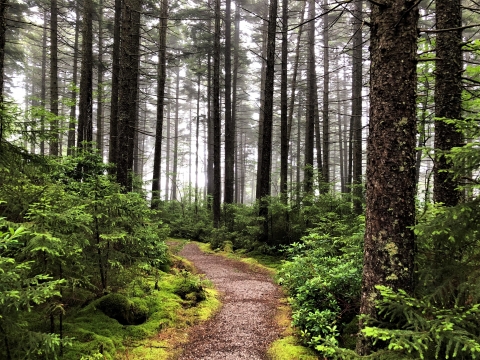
[152,0,168,206]
[49,0,59,155]
[357,0,419,354]
[67,3,79,155]
[0,0,7,146]
[213,0,221,227]
[96,0,105,155]
[352,0,363,213]
[224,0,234,204]
[258,0,278,242]
[280,0,288,200]
[108,0,122,168]
[304,0,315,194]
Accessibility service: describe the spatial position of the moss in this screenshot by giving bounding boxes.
[268,336,318,360]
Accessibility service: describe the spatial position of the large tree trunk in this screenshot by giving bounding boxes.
[152,0,168,207]
[352,0,363,214]
[357,0,418,355]
[77,0,93,148]
[116,0,141,190]
[49,0,59,155]
[213,0,221,227]
[67,3,79,155]
[258,0,278,242]
[224,0,234,204]
[108,0,122,168]
[433,0,462,207]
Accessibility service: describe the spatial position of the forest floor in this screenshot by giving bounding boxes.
[176,242,284,359]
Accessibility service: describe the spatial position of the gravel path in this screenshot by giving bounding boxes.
[178,243,282,360]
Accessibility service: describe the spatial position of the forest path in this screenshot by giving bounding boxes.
[177,243,282,360]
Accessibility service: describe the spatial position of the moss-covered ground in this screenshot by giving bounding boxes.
[59,239,220,360]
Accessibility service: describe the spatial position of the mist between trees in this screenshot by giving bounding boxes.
[1,0,480,358]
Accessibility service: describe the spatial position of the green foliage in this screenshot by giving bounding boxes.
[277,206,364,355]
[0,221,68,359]
[359,286,480,360]
[0,145,170,358]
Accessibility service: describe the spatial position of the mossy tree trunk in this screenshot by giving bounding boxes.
[357,0,419,354]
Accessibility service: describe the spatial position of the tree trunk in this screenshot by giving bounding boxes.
[255,13,268,200]
[433,0,462,207]
[152,0,168,206]
[67,3,79,155]
[96,0,104,155]
[77,0,93,148]
[352,0,363,214]
[280,0,288,201]
[49,0,59,155]
[116,0,141,190]
[207,0,214,206]
[258,0,278,242]
[172,67,180,201]
[40,10,47,155]
[213,0,221,227]
[304,0,315,194]
[165,84,171,201]
[224,0,234,204]
[233,3,240,203]
[0,0,6,146]
[108,0,122,168]
[322,0,329,185]
[357,0,418,354]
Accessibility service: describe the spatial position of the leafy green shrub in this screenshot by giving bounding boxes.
[278,215,364,354]
[174,270,206,303]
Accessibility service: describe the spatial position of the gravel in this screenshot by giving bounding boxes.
[177,243,282,360]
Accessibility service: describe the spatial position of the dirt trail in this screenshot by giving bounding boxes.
[177,243,282,360]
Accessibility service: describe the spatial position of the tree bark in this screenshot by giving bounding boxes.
[352,0,363,214]
[49,0,59,155]
[258,0,278,242]
[40,9,47,155]
[224,0,234,204]
[172,67,180,201]
[116,0,141,190]
[357,0,418,354]
[96,0,104,155]
[433,0,462,207]
[152,0,168,206]
[67,3,79,155]
[304,0,315,194]
[213,0,221,227]
[280,0,288,201]
[108,0,122,168]
[0,0,6,147]
[233,3,240,203]
[322,0,329,185]
[77,0,93,148]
